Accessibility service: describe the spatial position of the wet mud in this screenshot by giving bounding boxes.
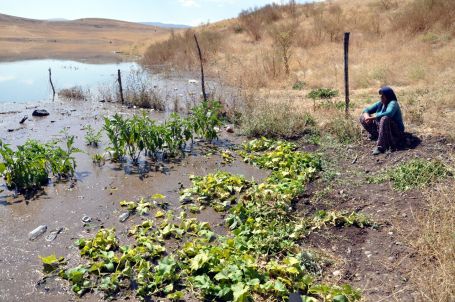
[0,99,267,302]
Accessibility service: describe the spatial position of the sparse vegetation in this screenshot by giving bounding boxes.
[58,86,86,100]
[324,116,361,144]
[369,158,452,191]
[411,184,455,302]
[308,88,339,100]
[240,97,316,139]
[83,125,102,147]
[124,69,165,110]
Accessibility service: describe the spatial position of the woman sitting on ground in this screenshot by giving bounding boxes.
[360,86,404,155]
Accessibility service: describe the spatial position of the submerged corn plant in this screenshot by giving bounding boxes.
[103,100,222,164]
[0,136,80,192]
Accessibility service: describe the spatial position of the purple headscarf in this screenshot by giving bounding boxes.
[378,86,398,103]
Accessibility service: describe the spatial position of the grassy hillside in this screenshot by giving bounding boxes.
[143,0,455,139]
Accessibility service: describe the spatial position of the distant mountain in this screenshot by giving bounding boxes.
[140,22,190,29]
[47,18,69,21]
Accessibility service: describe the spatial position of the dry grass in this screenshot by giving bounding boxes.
[238,91,316,139]
[58,86,86,100]
[142,28,223,70]
[411,183,455,302]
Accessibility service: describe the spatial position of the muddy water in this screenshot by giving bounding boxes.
[0,100,267,302]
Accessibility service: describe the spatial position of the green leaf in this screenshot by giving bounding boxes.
[274,280,287,293]
[333,295,349,302]
[190,251,209,271]
[155,210,165,218]
[231,282,249,302]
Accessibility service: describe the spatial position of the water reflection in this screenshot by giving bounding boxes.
[0,59,139,103]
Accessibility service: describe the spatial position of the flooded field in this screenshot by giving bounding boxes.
[0,98,267,301]
[0,59,239,109]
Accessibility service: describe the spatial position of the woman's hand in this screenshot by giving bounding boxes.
[363,113,375,124]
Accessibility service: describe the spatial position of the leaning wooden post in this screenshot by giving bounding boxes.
[48,68,55,101]
[193,34,207,102]
[117,69,125,104]
[344,32,350,117]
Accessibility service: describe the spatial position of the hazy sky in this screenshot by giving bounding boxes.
[0,0,313,26]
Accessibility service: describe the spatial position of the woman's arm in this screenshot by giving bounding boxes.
[375,101,398,119]
[363,101,381,114]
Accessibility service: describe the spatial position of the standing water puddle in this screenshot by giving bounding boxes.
[0,59,238,110]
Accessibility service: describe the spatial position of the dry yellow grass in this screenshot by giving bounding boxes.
[144,0,455,139]
[410,183,455,302]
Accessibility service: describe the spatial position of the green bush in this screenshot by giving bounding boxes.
[369,158,452,191]
[292,80,305,90]
[308,88,339,100]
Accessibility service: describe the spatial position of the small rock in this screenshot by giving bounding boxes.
[388,256,395,262]
[364,251,372,258]
[388,231,394,236]
[401,213,407,218]
[188,79,198,84]
[226,125,234,133]
[332,270,342,277]
[395,241,403,246]
[7,128,14,132]
[32,109,49,117]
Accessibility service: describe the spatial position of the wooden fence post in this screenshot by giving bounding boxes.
[117,69,125,104]
[344,32,350,117]
[48,68,55,101]
[194,34,207,102]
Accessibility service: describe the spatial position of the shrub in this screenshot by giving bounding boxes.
[392,0,455,34]
[324,116,361,144]
[58,86,86,100]
[308,88,339,100]
[240,97,317,139]
[369,158,452,191]
[292,81,305,90]
[143,29,223,68]
[124,69,165,110]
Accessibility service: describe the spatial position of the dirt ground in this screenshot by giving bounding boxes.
[0,98,454,302]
